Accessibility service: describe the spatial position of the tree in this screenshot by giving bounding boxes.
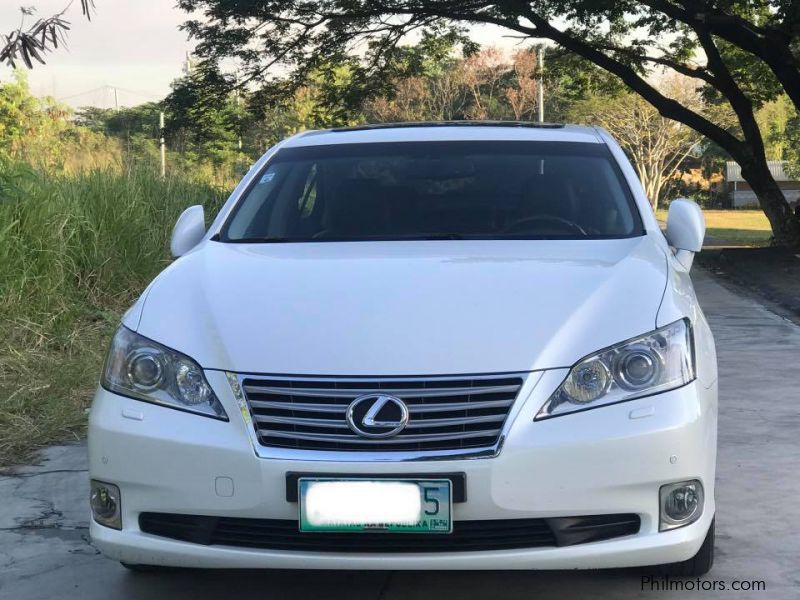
[363,32,472,121]
[571,76,702,209]
[542,49,628,121]
[1,1,94,69]
[76,104,161,138]
[505,49,539,121]
[164,62,244,166]
[365,77,435,122]
[755,94,796,162]
[364,45,543,122]
[176,0,800,246]
[75,103,165,165]
[0,70,118,170]
[462,47,508,119]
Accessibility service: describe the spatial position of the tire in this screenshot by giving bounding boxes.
[655,518,715,577]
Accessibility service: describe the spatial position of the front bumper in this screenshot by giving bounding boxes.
[88,370,717,569]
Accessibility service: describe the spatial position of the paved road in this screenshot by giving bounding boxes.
[1,268,798,600]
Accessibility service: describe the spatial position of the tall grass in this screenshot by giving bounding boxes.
[0,160,228,464]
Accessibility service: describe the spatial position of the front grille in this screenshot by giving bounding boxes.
[139,513,640,553]
[240,374,525,452]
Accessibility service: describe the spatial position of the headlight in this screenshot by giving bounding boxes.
[536,319,694,419]
[101,326,227,419]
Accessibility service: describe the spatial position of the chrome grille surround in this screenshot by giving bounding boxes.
[236,373,529,460]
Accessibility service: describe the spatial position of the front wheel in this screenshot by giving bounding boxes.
[654,518,715,576]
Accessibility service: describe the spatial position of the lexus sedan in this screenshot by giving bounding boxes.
[89,122,717,575]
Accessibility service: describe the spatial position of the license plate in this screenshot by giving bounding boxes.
[298,478,452,533]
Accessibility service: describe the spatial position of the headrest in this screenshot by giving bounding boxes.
[328,178,390,236]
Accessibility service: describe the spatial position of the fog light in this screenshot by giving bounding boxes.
[90,480,122,530]
[660,480,703,531]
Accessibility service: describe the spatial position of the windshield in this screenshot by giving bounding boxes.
[221,141,643,242]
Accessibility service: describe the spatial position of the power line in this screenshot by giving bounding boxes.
[57,86,108,101]
[55,84,162,105]
[113,86,160,101]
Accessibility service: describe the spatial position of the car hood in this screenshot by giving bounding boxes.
[134,238,668,375]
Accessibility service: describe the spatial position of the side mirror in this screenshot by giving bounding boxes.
[665,198,705,270]
[170,205,205,257]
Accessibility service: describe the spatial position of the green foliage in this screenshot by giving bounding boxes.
[755,94,798,161]
[0,62,243,464]
[705,44,784,110]
[544,49,628,121]
[165,61,245,166]
[0,71,120,171]
[1,1,94,70]
[382,28,477,80]
[0,161,228,463]
[175,1,793,115]
[0,162,227,336]
[781,113,800,178]
[76,102,162,140]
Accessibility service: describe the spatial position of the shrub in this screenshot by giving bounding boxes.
[0,161,227,463]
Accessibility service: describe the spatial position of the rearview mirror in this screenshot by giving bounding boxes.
[170,205,205,258]
[665,199,705,270]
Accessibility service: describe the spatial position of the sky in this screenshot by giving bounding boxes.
[0,0,523,109]
[0,0,198,108]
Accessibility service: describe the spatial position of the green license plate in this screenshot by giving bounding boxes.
[298,478,452,533]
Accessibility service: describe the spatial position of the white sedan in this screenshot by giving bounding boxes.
[88,122,717,575]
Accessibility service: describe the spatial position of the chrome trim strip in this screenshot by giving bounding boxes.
[242,384,520,398]
[407,399,514,413]
[249,400,347,413]
[259,428,501,445]
[231,372,527,382]
[254,415,351,428]
[254,412,506,430]
[403,414,507,428]
[248,398,514,414]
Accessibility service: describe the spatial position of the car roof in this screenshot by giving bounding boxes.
[282,121,603,148]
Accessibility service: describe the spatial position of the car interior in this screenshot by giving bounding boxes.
[224,150,638,241]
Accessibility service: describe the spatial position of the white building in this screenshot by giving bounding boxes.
[725,161,800,208]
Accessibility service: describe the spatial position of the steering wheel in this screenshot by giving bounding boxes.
[503,215,587,236]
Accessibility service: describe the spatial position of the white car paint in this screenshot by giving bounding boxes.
[132,237,668,375]
[89,123,717,571]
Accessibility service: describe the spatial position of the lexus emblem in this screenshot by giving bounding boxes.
[346,394,409,438]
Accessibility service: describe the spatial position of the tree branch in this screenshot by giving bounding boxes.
[1,1,94,69]
[590,41,716,84]
[499,6,745,154]
[641,0,800,109]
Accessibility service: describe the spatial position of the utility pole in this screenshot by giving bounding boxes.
[182,51,193,76]
[159,112,166,179]
[113,86,119,112]
[537,46,545,123]
[235,70,242,151]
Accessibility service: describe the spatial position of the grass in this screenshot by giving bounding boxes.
[0,160,228,466]
[656,208,772,246]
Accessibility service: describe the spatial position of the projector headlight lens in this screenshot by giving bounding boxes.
[127,350,165,391]
[537,319,694,419]
[101,325,227,419]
